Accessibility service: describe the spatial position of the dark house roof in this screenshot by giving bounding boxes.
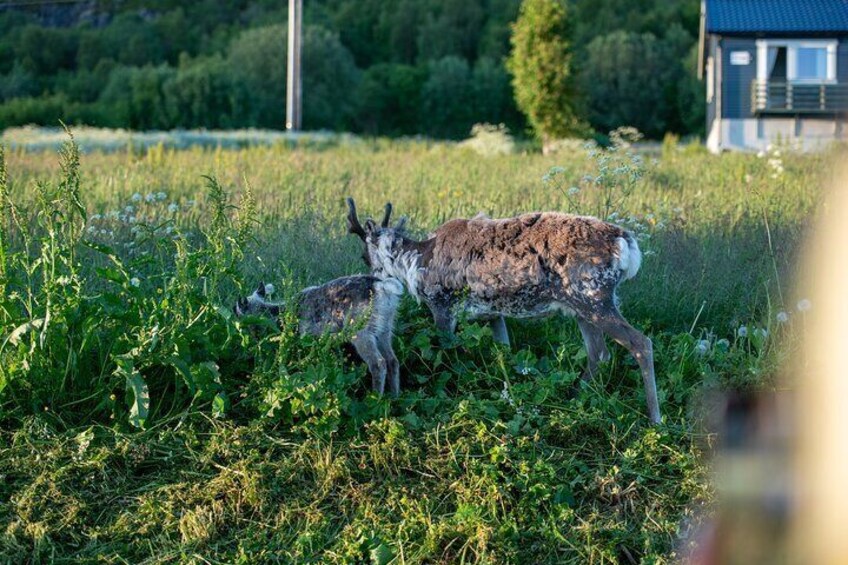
[705,0,848,34]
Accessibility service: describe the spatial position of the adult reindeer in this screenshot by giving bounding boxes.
[346,198,660,424]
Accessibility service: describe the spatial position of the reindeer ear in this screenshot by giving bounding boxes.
[394,216,408,231]
[256,282,266,297]
[364,219,377,235]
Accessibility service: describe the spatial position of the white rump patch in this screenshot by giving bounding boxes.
[615,236,642,281]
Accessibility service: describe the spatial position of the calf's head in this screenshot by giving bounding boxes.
[234,282,280,318]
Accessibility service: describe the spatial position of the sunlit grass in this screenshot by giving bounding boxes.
[0,130,827,562]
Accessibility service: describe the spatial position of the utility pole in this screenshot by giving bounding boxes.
[286,0,303,131]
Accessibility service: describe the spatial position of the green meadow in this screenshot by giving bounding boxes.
[0,129,822,562]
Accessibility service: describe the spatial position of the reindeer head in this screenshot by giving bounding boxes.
[345,197,419,297]
[234,282,281,318]
[346,197,395,268]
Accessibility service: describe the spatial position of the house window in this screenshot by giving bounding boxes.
[756,40,837,83]
[795,47,828,80]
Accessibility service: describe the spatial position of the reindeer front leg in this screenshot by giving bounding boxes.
[351,332,387,394]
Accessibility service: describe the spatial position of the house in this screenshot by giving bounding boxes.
[699,0,848,152]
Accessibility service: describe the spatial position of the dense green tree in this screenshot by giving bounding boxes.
[420,56,474,138]
[0,63,39,102]
[0,0,703,139]
[354,63,427,135]
[228,24,360,130]
[164,55,235,129]
[471,57,521,130]
[581,31,675,138]
[506,0,583,150]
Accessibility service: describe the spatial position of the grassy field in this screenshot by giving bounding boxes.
[0,130,825,563]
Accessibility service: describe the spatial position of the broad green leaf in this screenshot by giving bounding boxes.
[119,362,149,429]
[370,543,394,565]
[212,391,228,418]
[167,356,196,396]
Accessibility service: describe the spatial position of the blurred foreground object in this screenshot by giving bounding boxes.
[792,158,848,564]
[685,156,848,564]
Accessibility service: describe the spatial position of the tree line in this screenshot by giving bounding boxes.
[0,0,704,139]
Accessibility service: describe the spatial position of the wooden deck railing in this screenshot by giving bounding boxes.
[751,80,848,113]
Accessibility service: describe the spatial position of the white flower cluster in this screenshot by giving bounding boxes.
[85,190,193,245]
[757,144,785,179]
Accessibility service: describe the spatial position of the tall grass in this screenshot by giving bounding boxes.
[0,132,824,562]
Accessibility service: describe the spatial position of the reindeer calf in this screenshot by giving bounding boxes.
[234,275,404,396]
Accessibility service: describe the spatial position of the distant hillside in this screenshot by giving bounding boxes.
[0,0,703,139]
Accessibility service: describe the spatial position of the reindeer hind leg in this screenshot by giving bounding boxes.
[578,303,660,424]
[576,317,610,382]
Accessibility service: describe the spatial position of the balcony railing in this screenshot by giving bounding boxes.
[751,80,848,114]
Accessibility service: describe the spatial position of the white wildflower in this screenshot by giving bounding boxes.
[130,277,141,287]
[776,311,789,323]
[264,283,275,295]
[91,214,101,221]
[131,193,142,202]
[500,382,516,407]
[695,340,710,355]
[754,328,769,339]
[737,325,748,338]
[567,186,580,196]
[168,203,179,213]
[156,192,167,201]
[797,299,812,312]
[145,193,156,203]
[716,338,730,350]
[124,205,134,213]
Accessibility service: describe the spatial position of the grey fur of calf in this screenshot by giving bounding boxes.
[235,275,404,396]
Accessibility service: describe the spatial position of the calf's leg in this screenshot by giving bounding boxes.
[351,332,387,394]
[377,331,400,397]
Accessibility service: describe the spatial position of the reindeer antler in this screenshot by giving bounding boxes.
[346,197,367,241]
[381,202,393,228]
